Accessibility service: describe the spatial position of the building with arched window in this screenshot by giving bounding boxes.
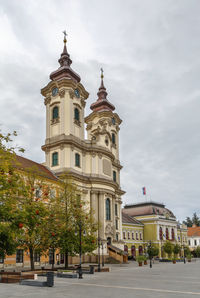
[122,201,188,258]
[40,36,125,259]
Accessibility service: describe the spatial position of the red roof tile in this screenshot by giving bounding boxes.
[188,227,200,237]
[15,155,58,182]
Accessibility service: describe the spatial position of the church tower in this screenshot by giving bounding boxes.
[41,34,89,173]
[41,35,125,251]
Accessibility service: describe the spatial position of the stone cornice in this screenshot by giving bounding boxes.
[41,134,123,170]
[85,111,122,125]
[52,168,125,196]
[41,78,89,99]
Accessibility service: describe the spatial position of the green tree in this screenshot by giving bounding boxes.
[173,244,181,257]
[0,130,25,258]
[50,174,98,269]
[192,212,200,226]
[14,169,51,270]
[183,217,193,227]
[147,244,159,258]
[163,241,174,258]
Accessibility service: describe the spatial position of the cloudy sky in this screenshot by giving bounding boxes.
[0,0,200,221]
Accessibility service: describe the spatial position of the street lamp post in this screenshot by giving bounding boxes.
[98,237,101,272]
[101,241,104,267]
[147,241,152,268]
[75,222,83,279]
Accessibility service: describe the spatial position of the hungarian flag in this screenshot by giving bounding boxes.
[142,187,146,195]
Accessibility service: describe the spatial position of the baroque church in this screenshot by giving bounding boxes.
[41,35,125,251]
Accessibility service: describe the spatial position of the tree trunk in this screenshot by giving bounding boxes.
[29,247,35,271]
[65,251,68,269]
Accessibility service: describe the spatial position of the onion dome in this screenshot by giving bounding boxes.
[50,32,80,83]
[90,68,115,112]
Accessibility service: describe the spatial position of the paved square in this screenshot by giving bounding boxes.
[1,261,200,298]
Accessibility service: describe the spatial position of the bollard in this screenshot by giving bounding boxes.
[89,265,94,274]
[46,272,54,287]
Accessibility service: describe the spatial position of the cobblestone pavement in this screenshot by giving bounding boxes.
[1,261,200,298]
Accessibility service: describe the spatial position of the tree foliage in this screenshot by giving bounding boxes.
[183,213,200,227]
[163,241,173,257]
[147,244,159,258]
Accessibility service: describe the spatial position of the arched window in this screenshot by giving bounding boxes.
[139,246,143,255]
[111,133,116,145]
[131,245,136,257]
[75,153,80,167]
[124,245,128,253]
[171,228,175,240]
[128,232,130,239]
[106,198,111,220]
[52,106,59,120]
[123,231,126,239]
[132,232,134,240]
[52,152,58,166]
[74,108,80,121]
[159,227,163,240]
[166,228,169,240]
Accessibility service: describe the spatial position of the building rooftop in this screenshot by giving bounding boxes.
[188,225,200,237]
[122,212,143,226]
[123,201,176,219]
[15,155,58,182]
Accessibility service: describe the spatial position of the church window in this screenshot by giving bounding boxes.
[116,233,119,241]
[123,231,126,239]
[52,106,59,120]
[171,228,175,240]
[111,133,116,145]
[136,232,138,240]
[75,153,80,167]
[106,198,111,220]
[166,228,169,240]
[52,152,58,166]
[115,220,118,230]
[113,171,117,182]
[128,232,130,239]
[74,108,80,121]
[140,233,142,240]
[132,232,134,240]
[159,227,163,240]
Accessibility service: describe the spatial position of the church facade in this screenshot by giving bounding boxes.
[41,35,125,251]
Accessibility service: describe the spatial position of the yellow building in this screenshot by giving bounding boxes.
[122,201,187,258]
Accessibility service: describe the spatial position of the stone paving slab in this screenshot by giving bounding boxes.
[0,261,200,298]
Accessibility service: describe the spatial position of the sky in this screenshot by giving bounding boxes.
[0,0,200,222]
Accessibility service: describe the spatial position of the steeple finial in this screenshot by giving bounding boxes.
[101,67,104,79]
[49,31,81,83]
[63,30,67,44]
[90,68,115,112]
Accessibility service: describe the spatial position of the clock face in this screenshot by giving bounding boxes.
[52,87,59,96]
[74,89,80,98]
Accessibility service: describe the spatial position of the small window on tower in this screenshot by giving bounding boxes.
[75,153,80,167]
[52,106,59,120]
[52,152,58,166]
[113,171,117,182]
[112,133,116,145]
[74,108,80,121]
